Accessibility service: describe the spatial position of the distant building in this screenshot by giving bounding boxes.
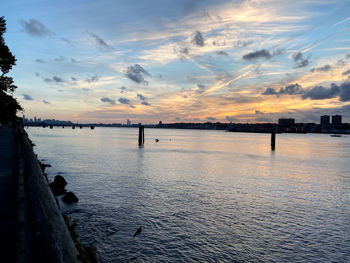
[278,118,295,125]
[127,119,131,126]
[332,115,342,125]
[159,121,162,125]
[320,115,330,125]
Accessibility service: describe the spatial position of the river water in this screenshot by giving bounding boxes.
[27,127,350,262]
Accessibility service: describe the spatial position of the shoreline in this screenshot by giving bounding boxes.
[2,125,97,262]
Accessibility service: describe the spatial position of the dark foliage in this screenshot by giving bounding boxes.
[0,16,22,124]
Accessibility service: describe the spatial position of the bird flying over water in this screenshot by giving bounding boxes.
[133,226,142,237]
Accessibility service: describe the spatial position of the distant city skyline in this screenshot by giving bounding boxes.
[3,1,350,123]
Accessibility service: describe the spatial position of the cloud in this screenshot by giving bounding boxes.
[42,100,50,104]
[22,94,34,100]
[55,56,65,62]
[90,32,114,51]
[235,40,253,48]
[216,51,228,56]
[292,52,310,68]
[192,31,204,47]
[118,97,131,105]
[19,19,53,37]
[255,110,264,115]
[125,64,150,84]
[137,94,146,101]
[35,59,45,63]
[262,83,302,96]
[183,0,200,16]
[136,94,150,105]
[52,76,65,83]
[242,49,271,60]
[82,88,91,91]
[310,64,332,72]
[85,75,99,83]
[101,97,116,105]
[342,69,350,76]
[206,117,216,121]
[226,116,238,122]
[71,77,77,81]
[180,47,189,55]
[70,58,78,63]
[36,73,65,83]
[117,98,135,108]
[302,84,339,100]
[279,83,303,95]
[120,86,128,94]
[339,82,350,101]
[61,37,74,47]
[262,87,277,95]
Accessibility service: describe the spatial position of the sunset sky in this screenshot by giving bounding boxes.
[3,0,350,124]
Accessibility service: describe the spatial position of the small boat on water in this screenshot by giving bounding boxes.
[330,134,342,137]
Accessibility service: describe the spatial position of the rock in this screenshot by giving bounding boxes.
[62,192,79,204]
[53,175,67,188]
[49,182,67,196]
[49,175,68,196]
[83,246,98,263]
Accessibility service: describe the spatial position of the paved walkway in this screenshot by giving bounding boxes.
[0,125,18,262]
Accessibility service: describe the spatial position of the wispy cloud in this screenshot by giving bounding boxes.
[310,64,332,72]
[89,32,114,51]
[19,19,53,37]
[192,30,205,47]
[292,52,310,68]
[101,97,116,105]
[85,75,99,83]
[216,51,228,56]
[263,83,303,96]
[125,64,150,84]
[119,97,135,108]
[23,94,34,100]
[242,49,272,60]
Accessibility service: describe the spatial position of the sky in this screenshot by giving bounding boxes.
[2,0,350,124]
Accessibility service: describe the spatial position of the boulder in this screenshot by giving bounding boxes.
[53,175,67,188]
[49,182,67,196]
[62,192,79,204]
[49,175,68,196]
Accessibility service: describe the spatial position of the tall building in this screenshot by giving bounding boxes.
[126,119,131,126]
[332,115,342,125]
[320,115,330,125]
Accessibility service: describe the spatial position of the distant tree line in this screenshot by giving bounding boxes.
[0,16,22,125]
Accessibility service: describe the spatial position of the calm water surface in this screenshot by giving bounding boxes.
[27,127,350,262]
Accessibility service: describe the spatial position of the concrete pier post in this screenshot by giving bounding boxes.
[271,132,276,150]
[138,125,144,145]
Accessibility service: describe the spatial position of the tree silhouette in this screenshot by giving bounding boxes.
[0,16,22,125]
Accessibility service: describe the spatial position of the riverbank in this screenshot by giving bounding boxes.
[0,125,81,262]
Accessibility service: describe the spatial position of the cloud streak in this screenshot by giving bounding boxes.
[23,94,34,100]
[19,19,53,37]
[101,97,116,105]
[125,64,150,84]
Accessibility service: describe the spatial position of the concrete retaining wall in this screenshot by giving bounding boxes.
[20,130,81,263]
